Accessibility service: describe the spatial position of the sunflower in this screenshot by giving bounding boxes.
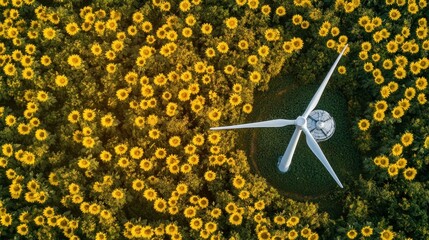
[216,41,229,53]
[225,17,238,29]
[418,93,427,104]
[374,100,388,112]
[396,158,407,169]
[17,224,29,235]
[82,136,95,148]
[5,115,16,127]
[1,143,13,157]
[229,213,243,225]
[82,109,96,121]
[130,147,144,159]
[67,54,82,68]
[112,189,125,200]
[204,170,216,181]
[398,98,410,110]
[3,63,17,76]
[190,218,203,230]
[232,175,245,189]
[415,77,428,90]
[258,45,269,57]
[346,229,357,239]
[43,27,56,39]
[169,136,181,147]
[65,23,79,35]
[403,167,417,180]
[404,87,416,99]
[68,110,80,123]
[358,119,370,131]
[179,0,191,11]
[275,6,286,16]
[287,230,298,240]
[100,114,114,127]
[391,143,403,156]
[77,158,90,169]
[17,123,31,135]
[229,93,242,106]
[247,55,258,65]
[387,164,399,176]
[35,129,48,141]
[208,108,221,121]
[249,71,261,83]
[388,82,398,92]
[391,106,404,119]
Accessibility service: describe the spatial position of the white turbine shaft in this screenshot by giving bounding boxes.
[303,44,348,118]
[302,127,343,188]
[210,119,295,130]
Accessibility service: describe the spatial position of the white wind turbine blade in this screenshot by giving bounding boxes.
[210,119,295,130]
[277,127,302,172]
[302,44,348,118]
[302,127,343,188]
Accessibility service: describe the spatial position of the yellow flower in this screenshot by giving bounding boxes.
[208,108,221,121]
[132,179,145,191]
[346,230,357,239]
[338,66,346,74]
[217,41,229,53]
[387,164,398,177]
[229,213,242,225]
[99,150,112,162]
[404,87,416,100]
[116,89,129,101]
[5,115,17,126]
[35,129,48,141]
[249,71,262,83]
[403,168,417,181]
[261,4,271,15]
[204,170,216,181]
[82,136,95,148]
[415,77,428,90]
[358,119,370,131]
[65,23,80,35]
[375,100,388,112]
[100,114,114,127]
[391,143,403,156]
[360,226,373,237]
[17,123,31,135]
[287,216,299,227]
[247,0,259,9]
[257,45,269,57]
[391,106,404,119]
[418,93,427,104]
[43,27,56,40]
[229,93,242,106]
[169,136,181,147]
[225,17,238,29]
[40,55,51,66]
[380,229,395,240]
[232,175,245,188]
[67,55,82,68]
[190,218,203,230]
[112,189,125,200]
[401,132,414,146]
[130,147,144,159]
[17,223,29,235]
[68,110,80,123]
[179,0,191,11]
[3,63,17,76]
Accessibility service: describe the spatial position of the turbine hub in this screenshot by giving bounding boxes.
[295,116,307,128]
[316,121,325,129]
[306,110,335,142]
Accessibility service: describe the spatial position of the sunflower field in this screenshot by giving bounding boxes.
[0,0,428,239]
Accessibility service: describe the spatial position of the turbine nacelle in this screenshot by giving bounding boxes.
[210,45,348,188]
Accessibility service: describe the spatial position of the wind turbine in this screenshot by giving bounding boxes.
[210,44,349,188]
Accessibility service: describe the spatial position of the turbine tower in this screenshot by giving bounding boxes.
[210,45,349,188]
